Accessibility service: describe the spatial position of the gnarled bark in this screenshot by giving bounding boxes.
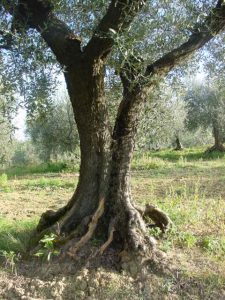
[37,77,155,257]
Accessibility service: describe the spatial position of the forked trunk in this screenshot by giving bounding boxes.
[36,62,154,260]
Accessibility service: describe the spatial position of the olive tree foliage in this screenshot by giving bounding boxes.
[11,141,38,166]
[0,80,16,166]
[26,90,79,161]
[137,83,187,150]
[1,0,225,261]
[185,78,225,151]
[0,121,14,167]
[0,0,217,112]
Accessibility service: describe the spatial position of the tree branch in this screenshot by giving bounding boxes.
[0,0,82,66]
[85,0,146,60]
[145,4,225,79]
[113,3,225,141]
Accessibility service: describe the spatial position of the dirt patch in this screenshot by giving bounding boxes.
[1,254,224,300]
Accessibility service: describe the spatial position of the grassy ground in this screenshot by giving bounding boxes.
[0,147,225,299]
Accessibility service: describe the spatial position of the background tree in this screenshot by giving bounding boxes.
[27,90,79,162]
[0,80,16,167]
[137,83,187,151]
[185,79,225,152]
[11,141,38,166]
[1,0,225,264]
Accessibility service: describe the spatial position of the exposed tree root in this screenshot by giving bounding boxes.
[36,206,69,233]
[67,198,105,258]
[134,203,172,233]
[127,207,152,252]
[34,195,171,272]
[98,217,116,255]
[174,146,183,151]
[36,192,78,233]
[205,144,225,153]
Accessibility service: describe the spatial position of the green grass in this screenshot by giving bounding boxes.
[156,185,225,258]
[144,147,225,162]
[131,149,225,260]
[0,146,224,299]
[23,177,75,189]
[2,147,224,178]
[0,162,79,178]
[0,218,37,253]
[0,173,13,192]
[0,173,8,186]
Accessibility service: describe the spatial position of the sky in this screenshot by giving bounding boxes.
[13,107,27,141]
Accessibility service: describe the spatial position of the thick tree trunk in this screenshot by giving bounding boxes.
[59,63,111,234]
[206,123,225,153]
[104,87,153,252]
[174,137,183,151]
[36,68,154,260]
[37,60,111,234]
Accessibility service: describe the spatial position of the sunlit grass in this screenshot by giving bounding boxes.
[0,218,37,253]
[23,177,76,189]
[0,146,224,298]
[0,162,79,178]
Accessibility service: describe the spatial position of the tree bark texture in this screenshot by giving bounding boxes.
[37,62,153,255]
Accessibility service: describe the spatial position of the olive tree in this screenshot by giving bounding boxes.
[137,84,187,150]
[1,0,225,262]
[27,91,79,161]
[0,81,15,167]
[185,79,225,152]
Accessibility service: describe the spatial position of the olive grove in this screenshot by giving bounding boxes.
[1,0,225,262]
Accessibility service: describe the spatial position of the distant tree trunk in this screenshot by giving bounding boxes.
[174,137,183,151]
[206,122,225,152]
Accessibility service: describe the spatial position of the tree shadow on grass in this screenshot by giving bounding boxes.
[150,148,225,162]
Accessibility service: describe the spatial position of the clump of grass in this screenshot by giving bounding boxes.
[0,173,8,187]
[199,236,225,257]
[151,227,197,252]
[177,231,198,248]
[0,218,37,253]
[149,147,205,161]
[176,156,188,168]
[0,173,12,192]
[132,153,168,170]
